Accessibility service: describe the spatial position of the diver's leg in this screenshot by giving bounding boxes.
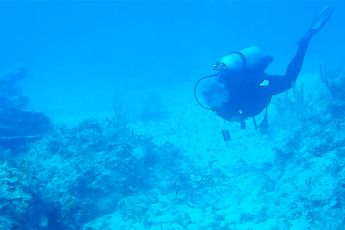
[284,36,311,83]
[266,7,334,96]
[264,39,310,96]
[286,6,335,82]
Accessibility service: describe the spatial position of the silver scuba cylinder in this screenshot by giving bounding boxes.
[213,46,265,72]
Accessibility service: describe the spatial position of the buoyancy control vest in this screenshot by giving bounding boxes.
[194,46,270,132]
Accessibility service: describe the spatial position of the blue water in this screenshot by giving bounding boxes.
[1,0,345,229]
[0,1,343,118]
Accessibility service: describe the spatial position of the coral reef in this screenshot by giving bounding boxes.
[18,117,185,228]
[0,162,34,229]
[320,64,345,119]
[0,161,65,229]
[0,68,51,153]
[2,66,345,229]
[170,160,231,208]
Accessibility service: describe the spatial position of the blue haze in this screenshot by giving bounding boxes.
[1,0,345,229]
[0,0,344,119]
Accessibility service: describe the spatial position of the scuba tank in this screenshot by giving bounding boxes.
[213,46,265,72]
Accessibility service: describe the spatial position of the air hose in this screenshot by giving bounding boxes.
[193,74,218,111]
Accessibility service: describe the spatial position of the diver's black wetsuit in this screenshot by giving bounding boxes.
[215,35,312,122]
[206,7,334,127]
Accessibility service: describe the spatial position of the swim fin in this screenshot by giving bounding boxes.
[308,6,335,36]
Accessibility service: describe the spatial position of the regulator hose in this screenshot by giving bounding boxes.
[193,74,218,111]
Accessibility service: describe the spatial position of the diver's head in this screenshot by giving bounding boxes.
[200,80,229,110]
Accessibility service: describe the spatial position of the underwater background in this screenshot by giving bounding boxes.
[1,0,345,229]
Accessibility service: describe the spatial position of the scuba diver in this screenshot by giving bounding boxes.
[194,7,334,135]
